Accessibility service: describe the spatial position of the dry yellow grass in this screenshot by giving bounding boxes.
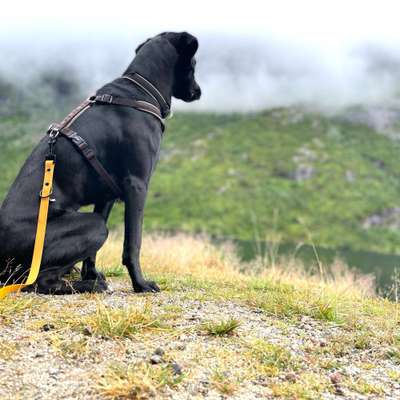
[95,232,399,353]
[97,231,375,300]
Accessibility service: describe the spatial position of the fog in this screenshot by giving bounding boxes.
[1,1,400,112]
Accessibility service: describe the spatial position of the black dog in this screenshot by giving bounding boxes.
[0,32,201,294]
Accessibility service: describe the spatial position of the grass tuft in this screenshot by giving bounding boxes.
[250,339,296,376]
[202,318,240,336]
[0,340,19,360]
[96,362,184,399]
[0,295,40,323]
[271,372,329,399]
[211,369,238,395]
[81,302,165,339]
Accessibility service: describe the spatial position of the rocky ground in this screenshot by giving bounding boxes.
[0,276,399,400]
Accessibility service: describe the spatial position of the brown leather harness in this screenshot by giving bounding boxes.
[47,72,170,200]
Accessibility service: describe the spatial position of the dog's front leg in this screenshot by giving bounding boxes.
[122,176,160,293]
[81,200,115,281]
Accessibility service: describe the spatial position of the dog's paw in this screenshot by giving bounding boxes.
[96,271,107,282]
[133,280,160,293]
[93,278,108,292]
[72,278,108,293]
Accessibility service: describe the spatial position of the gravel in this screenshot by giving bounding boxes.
[0,280,399,399]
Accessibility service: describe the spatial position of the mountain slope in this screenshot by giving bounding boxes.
[2,107,400,253]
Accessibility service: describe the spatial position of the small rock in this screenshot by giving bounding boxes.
[319,339,328,347]
[150,354,163,364]
[154,347,165,356]
[330,372,344,396]
[171,362,183,375]
[285,372,298,383]
[82,327,92,336]
[41,323,55,332]
[330,372,342,384]
[48,368,58,376]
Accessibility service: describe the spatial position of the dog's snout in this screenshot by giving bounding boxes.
[191,85,201,100]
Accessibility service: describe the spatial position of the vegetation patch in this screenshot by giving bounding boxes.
[79,302,166,339]
[210,368,238,395]
[249,339,297,376]
[271,372,330,399]
[96,362,184,399]
[4,108,400,254]
[202,318,240,336]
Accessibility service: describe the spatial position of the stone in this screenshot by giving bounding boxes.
[150,354,163,365]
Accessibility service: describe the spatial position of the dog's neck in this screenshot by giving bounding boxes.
[123,50,177,107]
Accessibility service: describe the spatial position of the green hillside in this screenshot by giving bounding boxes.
[2,107,400,254]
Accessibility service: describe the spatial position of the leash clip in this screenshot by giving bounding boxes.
[46,124,60,160]
[47,124,60,139]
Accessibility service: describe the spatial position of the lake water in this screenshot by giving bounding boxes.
[234,240,400,296]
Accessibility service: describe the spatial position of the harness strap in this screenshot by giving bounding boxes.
[59,126,123,199]
[57,98,92,128]
[122,73,171,118]
[91,95,165,128]
[0,159,55,299]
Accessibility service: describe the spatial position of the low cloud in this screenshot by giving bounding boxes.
[1,34,399,112]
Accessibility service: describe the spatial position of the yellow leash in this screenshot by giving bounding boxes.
[0,159,55,299]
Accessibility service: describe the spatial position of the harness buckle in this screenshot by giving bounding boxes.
[99,94,114,104]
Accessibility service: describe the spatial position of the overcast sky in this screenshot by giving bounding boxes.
[1,0,399,44]
[1,0,400,111]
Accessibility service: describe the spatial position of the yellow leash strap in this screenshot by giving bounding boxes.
[0,159,55,299]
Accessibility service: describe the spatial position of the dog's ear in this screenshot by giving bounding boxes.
[169,32,199,58]
[135,38,151,54]
[179,32,198,57]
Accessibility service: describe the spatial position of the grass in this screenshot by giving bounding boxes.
[202,318,240,336]
[250,339,296,376]
[0,340,19,360]
[0,295,43,324]
[96,362,185,399]
[97,233,393,334]
[90,232,400,398]
[101,264,126,278]
[347,377,384,395]
[50,335,89,360]
[271,372,330,399]
[80,302,165,339]
[211,369,238,395]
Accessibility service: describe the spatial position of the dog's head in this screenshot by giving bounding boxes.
[136,32,201,102]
